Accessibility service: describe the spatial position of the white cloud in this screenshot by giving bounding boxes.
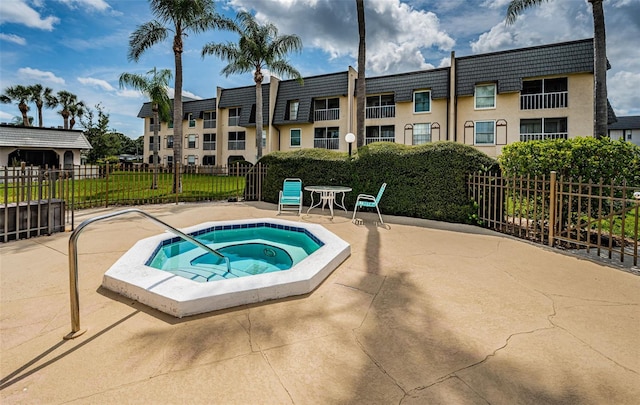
[167,88,203,100]
[0,0,59,30]
[17,67,65,84]
[117,89,143,98]
[0,33,27,45]
[57,0,111,12]
[608,71,640,116]
[78,77,116,91]
[0,110,14,121]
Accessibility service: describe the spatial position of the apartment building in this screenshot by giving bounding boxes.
[138,38,600,164]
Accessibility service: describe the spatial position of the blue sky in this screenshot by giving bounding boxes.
[1,0,639,139]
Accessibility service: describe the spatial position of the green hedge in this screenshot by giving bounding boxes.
[259,142,498,223]
[499,137,640,184]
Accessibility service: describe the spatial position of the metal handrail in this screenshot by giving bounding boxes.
[66,208,230,339]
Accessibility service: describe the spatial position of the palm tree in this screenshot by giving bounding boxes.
[506,0,608,138]
[27,84,56,127]
[56,90,81,129]
[119,67,173,189]
[356,0,366,148]
[127,0,233,193]
[202,11,303,160]
[68,100,86,130]
[1,85,32,126]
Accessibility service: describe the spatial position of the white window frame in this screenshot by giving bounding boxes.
[289,100,299,120]
[413,90,431,113]
[475,84,496,110]
[474,120,496,145]
[186,134,197,149]
[187,113,196,128]
[290,128,301,147]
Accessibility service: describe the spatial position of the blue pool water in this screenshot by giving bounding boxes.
[147,223,323,282]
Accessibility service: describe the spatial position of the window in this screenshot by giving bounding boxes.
[475,84,496,109]
[202,155,215,165]
[290,129,301,147]
[474,120,495,145]
[165,155,173,167]
[519,118,568,141]
[228,131,246,150]
[412,123,431,145]
[286,100,299,120]
[365,125,395,145]
[168,120,173,129]
[148,135,159,151]
[186,155,196,165]
[187,113,196,128]
[229,108,241,126]
[166,135,174,149]
[367,94,395,118]
[413,90,431,113]
[203,111,216,129]
[313,127,339,149]
[203,133,216,150]
[149,118,160,132]
[314,98,339,120]
[186,134,197,149]
[626,130,633,140]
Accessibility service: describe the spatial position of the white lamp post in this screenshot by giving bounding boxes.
[345,132,356,157]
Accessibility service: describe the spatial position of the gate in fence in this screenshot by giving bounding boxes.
[468,171,640,267]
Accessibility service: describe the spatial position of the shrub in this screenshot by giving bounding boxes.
[499,137,640,185]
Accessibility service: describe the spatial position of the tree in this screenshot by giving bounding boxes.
[119,67,173,188]
[56,90,82,129]
[127,0,233,193]
[356,0,366,148]
[202,11,303,160]
[81,103,121,163]
[27,84,56,127]
[1,85,32,126]
[506,0,608,138]
[68,100,86,130]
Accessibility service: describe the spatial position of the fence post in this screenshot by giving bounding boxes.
[548,171,557,246]
[105,162,110,208]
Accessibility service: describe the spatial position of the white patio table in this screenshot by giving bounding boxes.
[304,185,352,219]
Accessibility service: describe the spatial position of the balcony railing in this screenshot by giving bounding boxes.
[520,92,568,110]
[365,136,395,145]
[203,142,216,151]
[314,108,339,121]
[519,132,568,142]
[313,138,340,150]
[366,105,396,119]
[204,119,216,129]
[228,140,245,150]
[228,117,240,126]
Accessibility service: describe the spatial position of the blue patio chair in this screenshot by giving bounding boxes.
[278,178,303,215]
[352,183,387,225]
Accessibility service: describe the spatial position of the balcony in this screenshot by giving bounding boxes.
[519,132,568,142]
[228,117,240,126]
[314,108,339,121]
[204,119,216,129]
[366,105,396,119]
[520,92,568,110]
[313,138,340,150]
[365,136,395,145]
[228,141,245,150]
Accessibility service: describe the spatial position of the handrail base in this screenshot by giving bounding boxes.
[63,328,87,340]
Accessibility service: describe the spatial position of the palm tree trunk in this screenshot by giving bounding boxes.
[19,102,30,127]
[356,0,366,148]
[63,111,70,129]
[255,73,263,160]
[172,34,183,193]
[590,0,607,138]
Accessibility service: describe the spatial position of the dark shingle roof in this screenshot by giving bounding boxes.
[609,115,640,130]
[0,125,92,149]
[456,38,594,96]
[273,72,348,125]
[137,98,217,119]
[218,84,270,127]
[363,68,449,101]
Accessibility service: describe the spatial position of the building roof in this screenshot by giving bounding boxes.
[362,68,449,101]
[218,84,270,127]
[137,98,217,119]
[456,38,594,96]
[272,72,348,125]
[608,115,640,130]
[0,125,92,149]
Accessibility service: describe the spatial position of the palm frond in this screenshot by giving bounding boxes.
[505,0,549,25]
[128,21,168,61]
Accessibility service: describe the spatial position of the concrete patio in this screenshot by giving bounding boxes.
[1,201,638,404]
